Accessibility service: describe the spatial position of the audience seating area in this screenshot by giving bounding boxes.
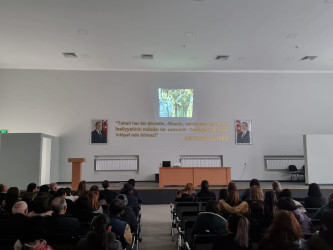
[171,180,333,250]
[0,181,142,250]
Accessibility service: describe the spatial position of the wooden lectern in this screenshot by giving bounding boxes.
[68,158,86,190]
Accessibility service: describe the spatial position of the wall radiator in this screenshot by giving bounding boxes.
[179,155,223,167]
[264,155,304,170]
[94,155,139,171]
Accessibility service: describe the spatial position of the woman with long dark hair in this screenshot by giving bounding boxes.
[195,180,216,201]
[263,191,278,225]
[305,183,326,208]
[3,186,19,213]
[76,214,122,250]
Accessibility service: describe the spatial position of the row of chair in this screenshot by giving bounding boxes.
[171,201,323,250]
[171,202,207,241]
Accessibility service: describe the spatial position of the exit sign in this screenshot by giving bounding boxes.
[0,130,8,133]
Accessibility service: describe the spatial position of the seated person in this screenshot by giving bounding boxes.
[195,180,216,202]
[2,186,20,213]
[174,189,194,202]
[272,181,282,198]
[54,188,75,215]
[277,197,311,235]
[220,183,248,218]
[248,185,264,204]
[219,199,249,219]
[115,194,138,234]
[120,183,140,217]
[183,183,196,198]
[279,189,306,213]
[27,183,38,193]
[213,213,251,250]
[14,216,51,250]
[226,182,241,207]
[308,210,333,250]
[263,191,278,226]
[191,200,227,238]
[21,191,35,212]
[28,195,53,217]
[0,183,7,207]
[128,179,142,204]
[241,179,260,202]
[218,188,228,201]
[313,193,333,219]
[258,211,307,250]
[0,201,29,239]
[305,183,326,208]
[99,180,118,205]
[73,192,94,223]
[87,191,103,214]
[248,201,267,242]
[75,214,122,250]
[46,197,80,242]
[49,182,58,195]
[108,199,133,249]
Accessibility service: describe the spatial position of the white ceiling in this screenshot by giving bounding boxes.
[1,0,333,72]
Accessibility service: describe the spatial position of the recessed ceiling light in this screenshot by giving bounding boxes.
[63,52,77,58]
[216,55,229,61]
[141,54,154,60]
[300,56,317,61]
[286,33,298,38]
[78,29,88,34]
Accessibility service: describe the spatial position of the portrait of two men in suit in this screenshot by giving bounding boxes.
[236,120,252,144]
[91,120,107,144]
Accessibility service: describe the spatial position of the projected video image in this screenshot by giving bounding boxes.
[159,88,193,117]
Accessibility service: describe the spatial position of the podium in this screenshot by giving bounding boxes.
[68,158,86,190]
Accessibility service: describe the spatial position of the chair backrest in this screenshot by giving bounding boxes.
[180,211,200,231]
[288,165,297,172]
[193,234,221,250]
[195,197,216,202]
[175,202,200,219]
[306,208,320,218]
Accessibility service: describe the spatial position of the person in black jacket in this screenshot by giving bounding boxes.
[304,183,326,208]
[195,180,216,202]
[46,197,80,242]
[99,180,118,204]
